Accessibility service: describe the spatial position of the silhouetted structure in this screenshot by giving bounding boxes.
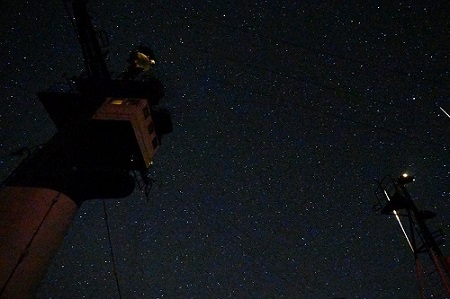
[0,0,172,297]
[374,174,450,298]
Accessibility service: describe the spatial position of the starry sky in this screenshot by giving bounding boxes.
[1,1,450,298]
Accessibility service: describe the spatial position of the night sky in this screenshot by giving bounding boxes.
[1,1,450,298]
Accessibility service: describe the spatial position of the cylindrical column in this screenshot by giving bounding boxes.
[0,186,78,298]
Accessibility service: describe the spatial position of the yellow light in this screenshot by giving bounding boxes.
[402,173,408,178]
[135,52,154,71]
[110,99,124,105]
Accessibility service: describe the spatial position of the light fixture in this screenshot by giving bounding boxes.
[398,173,415,185]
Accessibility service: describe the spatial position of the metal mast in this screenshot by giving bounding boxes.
[65,0,111,79]
[0,1,172,296]
[374,174,450,298]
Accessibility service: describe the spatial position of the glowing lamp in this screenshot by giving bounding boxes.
[398,173,415,185]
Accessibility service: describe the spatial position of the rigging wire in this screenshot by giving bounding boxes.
[102,199,123,299]
[0,192,62,296]
[2,2,447,297]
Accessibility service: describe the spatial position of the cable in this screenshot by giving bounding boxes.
[0,192,62,296]
[102,199,122,299]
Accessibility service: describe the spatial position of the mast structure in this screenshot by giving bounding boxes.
[374,174,450,298]
[0,1,172,297]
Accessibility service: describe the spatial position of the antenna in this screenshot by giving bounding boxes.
[374,174,450,298]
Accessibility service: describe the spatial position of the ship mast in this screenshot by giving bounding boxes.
[374,174,450,298]
[0,1,171,297]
